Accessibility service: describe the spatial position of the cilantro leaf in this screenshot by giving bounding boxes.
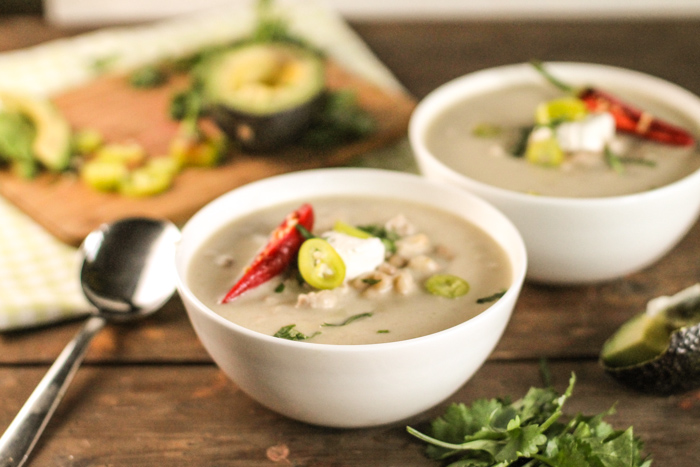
[407,373,652,467]
[273,324,319,341]
[322,312,373,327]
[356,224,399,254]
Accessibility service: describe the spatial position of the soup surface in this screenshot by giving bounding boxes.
[187,196,512,345]
[425,83,700,197]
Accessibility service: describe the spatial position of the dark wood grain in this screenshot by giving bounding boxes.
[0,16,89,52]
[348,19,700,99]
[1,361,698,467]
[1,15,700,467]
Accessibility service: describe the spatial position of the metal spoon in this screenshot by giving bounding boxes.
[0,217,180,467]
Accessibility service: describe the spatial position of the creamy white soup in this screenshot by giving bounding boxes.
[425,84,700,198]
[187,196,512,345]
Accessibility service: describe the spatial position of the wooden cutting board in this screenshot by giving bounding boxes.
[0,61,416,245]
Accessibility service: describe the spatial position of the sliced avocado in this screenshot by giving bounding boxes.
[0,111,38,178]
[198,42,325,151]
[600,284,700,395]
[119,160,175,197]
[600,312,671,368]
[0,91,72,172]
[80,159,129,192]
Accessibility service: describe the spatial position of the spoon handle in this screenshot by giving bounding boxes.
[0,316,106,467]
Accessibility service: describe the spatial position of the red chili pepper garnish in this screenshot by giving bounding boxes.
[532,61,696,147]
[220,203,314,303]
[578,87,695,146]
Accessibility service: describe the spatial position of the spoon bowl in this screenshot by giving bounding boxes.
[0,217,180,467]
[80,218,181,320]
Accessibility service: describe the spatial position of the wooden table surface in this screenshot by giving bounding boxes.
[1,15,700,467]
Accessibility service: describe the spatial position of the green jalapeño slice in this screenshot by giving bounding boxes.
[333,220,373,239]
[425,274,470,298]
[535,96,588,125]
[298,238,346,289]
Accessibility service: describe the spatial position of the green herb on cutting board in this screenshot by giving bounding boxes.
[407,373,652,467]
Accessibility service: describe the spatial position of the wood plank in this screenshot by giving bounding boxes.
[349,19,700,99]
[0,16,90,52]
[0,298,210,364]
[1,360,697,466]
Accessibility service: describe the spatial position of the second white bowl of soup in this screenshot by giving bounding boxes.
[410,62,700,284]
[175,168,527,427]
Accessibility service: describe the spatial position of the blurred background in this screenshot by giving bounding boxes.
[2,0,700,25]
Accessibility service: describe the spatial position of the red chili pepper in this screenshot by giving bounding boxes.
[220,203,314,303]
[577,87,695,146]
[532,61,696,147]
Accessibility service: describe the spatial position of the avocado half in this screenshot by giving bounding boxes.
[600,284,700,395]
[0,91,72,172]
[199,42,325,152]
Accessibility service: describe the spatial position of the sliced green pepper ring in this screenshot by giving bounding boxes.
[525,136,564,167]
[425,274,470,299]
[333,220,373,239]
[298,238,346,289]
[535,97,588,125]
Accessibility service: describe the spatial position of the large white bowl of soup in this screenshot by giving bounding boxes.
[175,168,527,428]
[410,62,700,284]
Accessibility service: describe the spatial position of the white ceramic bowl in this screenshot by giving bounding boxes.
[175,168,527,428]
[410,62,700,284]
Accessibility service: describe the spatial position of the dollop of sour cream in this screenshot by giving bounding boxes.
[322,231,385,280]
[555,112,616,153]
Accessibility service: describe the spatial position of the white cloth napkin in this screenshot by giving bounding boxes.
[0,0,411,331]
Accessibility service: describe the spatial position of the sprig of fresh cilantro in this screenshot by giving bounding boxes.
[273,324,319,341]
[407,373,652,467]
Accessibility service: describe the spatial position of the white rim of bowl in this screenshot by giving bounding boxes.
[175,167,527,352]
[409,61,700,207]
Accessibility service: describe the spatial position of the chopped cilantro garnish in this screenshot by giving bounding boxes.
[605,146,625,174]
[169,87,203,122]
[377,330,390,334]
[301,90,377,148]
[90,54,120,74]
[472,123,503,138]
[476,290,507,304]
[407,373,652,467]
[274,283,285,293]
[273,324,319,341]
[322,312,373,327]
[295,224,315,240]
[362,278,381,286]
[617,155,657,167]
[129,65,168,88]
[511,125,534,157]
[604,147,656,173]
[356,224,399,254]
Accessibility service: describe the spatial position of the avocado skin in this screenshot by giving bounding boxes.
[602,322,700,395]
[208,92,323,152]
[198,43,326,152]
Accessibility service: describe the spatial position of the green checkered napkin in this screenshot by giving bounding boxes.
[0,0,411,331]
[0,200,91,330]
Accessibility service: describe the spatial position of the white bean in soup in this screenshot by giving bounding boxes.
[424,84,700,198]
[186,196,512,345]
